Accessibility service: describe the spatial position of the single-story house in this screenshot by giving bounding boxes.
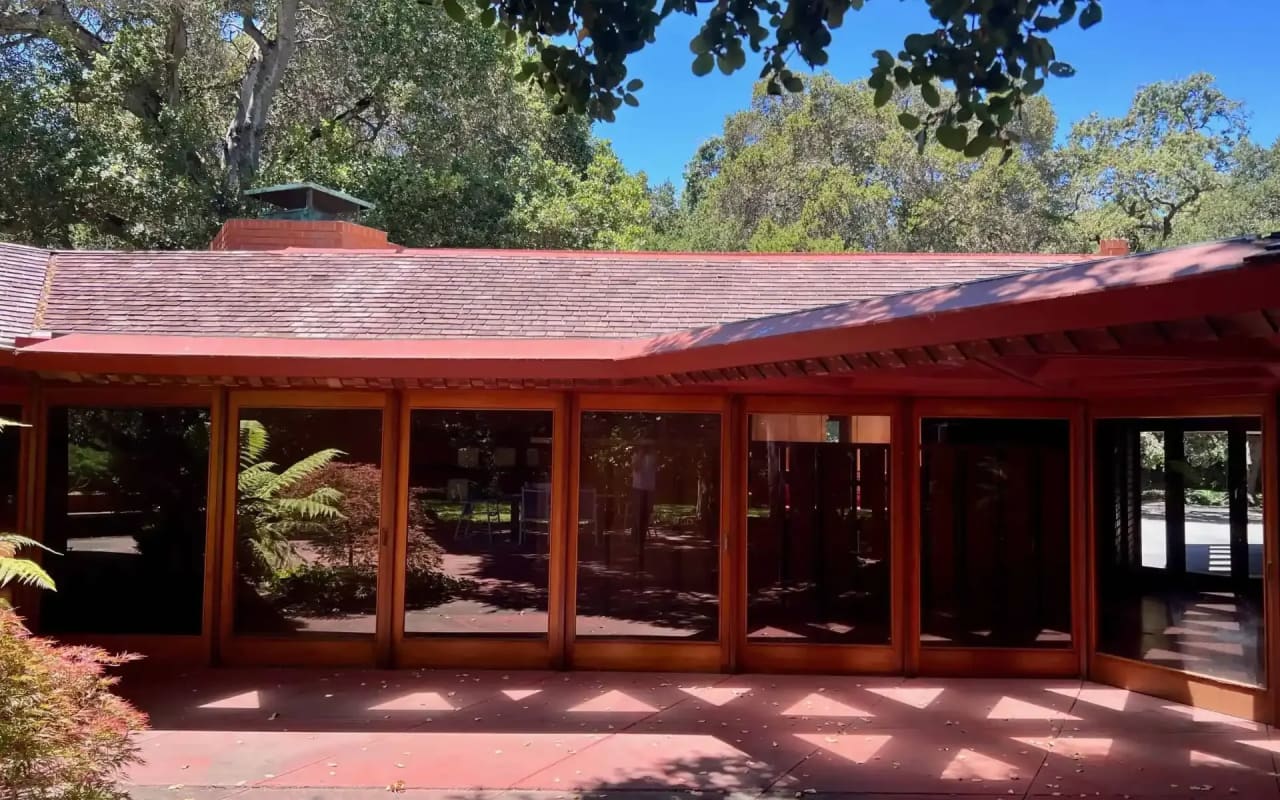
[2,184,1278,722]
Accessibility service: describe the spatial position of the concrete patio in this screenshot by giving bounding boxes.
[118,668,1280,799]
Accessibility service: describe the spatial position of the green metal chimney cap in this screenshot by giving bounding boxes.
[245,182,374,220]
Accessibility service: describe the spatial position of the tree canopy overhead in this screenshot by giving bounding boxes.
[485,0,1102,157]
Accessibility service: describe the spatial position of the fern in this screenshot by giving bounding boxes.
[236,419,348,577]
[0,534,57,592]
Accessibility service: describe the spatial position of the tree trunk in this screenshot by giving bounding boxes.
[223,0,300,195]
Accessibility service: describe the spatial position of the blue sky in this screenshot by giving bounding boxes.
[597,1,1280,187]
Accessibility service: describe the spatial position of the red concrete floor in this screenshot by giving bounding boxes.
[115,668,1280,799]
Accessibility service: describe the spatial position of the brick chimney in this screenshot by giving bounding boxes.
[1097,238,1130,257]
[210,182,394,251]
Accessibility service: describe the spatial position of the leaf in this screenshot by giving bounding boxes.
[898,112,920,130]
[623,92,639,107]
[690,35,709,55]
[1079,2,1103,29]
[0,558,55,590]
[479,7,496,27]
[936,124,968,151]
[963,134,994,157]
[782,74,803,93]
[873,80,893,107]
[626,78,643,91]
[442,0,468,24]
[692,52,714,76]
[920,81,940,108]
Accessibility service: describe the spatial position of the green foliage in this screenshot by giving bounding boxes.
[0,534,56,593]
[236,419,345,580]
[1064,73,1256,248]
[0,607,145,799]
[660,72,1279,254]
[496,0,1102,153]
[0,0,653,250]
[668,75,1078,253]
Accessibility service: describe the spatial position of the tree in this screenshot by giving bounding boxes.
[490,0,1102,156]
[1064,73,1251,249]
[669,74,1079,253]
[0,0,630,249]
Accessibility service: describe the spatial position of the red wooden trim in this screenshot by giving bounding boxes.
[1092,652,1270,723]
[919,647,1079,678]
[571,641,721,672]
[1090,395,1268,419]
[1265,395,1280,716]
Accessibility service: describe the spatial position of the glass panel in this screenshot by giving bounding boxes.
[0,405,19,534]
[920,418,1072,648]
[1139,431,1167,569]
[404,409,553,636]
[233,407,383,636]
[576,411,720,640]
[746,413,892,644]
[1180,431,1229,576]
[1096,419,1265,686]
[41,407,210,635]
[1247,427,1263,580]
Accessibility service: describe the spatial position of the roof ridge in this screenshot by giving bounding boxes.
[48,246,1088,261]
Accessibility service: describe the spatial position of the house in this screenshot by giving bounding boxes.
[2,184,1278,723]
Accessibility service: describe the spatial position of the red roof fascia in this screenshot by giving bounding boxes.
[630,240,1280,376]
[14,335,645,380]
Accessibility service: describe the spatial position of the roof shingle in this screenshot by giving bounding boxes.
[27,247,1087,340]
[0,243,50,346]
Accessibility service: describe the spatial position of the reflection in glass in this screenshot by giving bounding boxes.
[576,412,720,640]
[233,408,383,636]
[0,405,19,534]
[1097,419,1264,685]
[41,407,210,634]
[920,418,1072,648]
[747,413,891,644]
[405,409,553,636]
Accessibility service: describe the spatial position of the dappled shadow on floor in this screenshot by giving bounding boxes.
[116,668,1280,798]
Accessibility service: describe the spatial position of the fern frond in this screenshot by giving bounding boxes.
[0,533,60,555]
[273,496,345,520]
[239,419,270,467]
[272,448,345,493]
[0,557,55,591]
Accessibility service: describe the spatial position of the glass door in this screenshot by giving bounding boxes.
[740,404,898,672]
[915,410,1080,675]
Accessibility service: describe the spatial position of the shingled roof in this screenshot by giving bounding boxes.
[0,242,49,347]
[6,247,1088,341]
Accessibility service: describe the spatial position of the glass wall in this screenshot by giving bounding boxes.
[41,406,210,634]
[233,407,384,636]
[920,418,1072,648]
[746,413,892,644]
[576,411,721,640]
[1096,418,1264,685]
[404,409,553,636]
[0,405,19,537]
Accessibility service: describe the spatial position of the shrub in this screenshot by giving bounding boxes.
[0,607,146,799]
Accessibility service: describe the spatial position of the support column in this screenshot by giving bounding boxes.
[1166,427,1187,575]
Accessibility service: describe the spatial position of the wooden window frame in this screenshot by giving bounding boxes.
[33,386,223,665]
[219,390,391,667]
[392,390,567,669]
[736,395,903,674]
[568,393,730,672]
[911,398,1087,678]
[0,383,36,615]
[1088,395,1276,723]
